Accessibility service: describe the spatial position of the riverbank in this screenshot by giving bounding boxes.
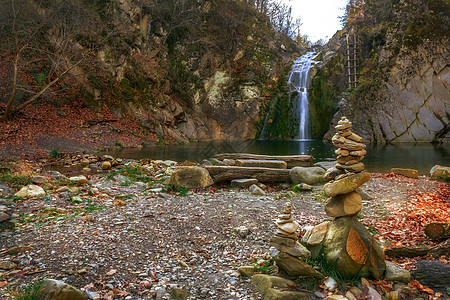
[0,156,449,299]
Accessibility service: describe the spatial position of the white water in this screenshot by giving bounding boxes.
[288,51,315,140]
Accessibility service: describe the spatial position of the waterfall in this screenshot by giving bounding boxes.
[288,51,315,140]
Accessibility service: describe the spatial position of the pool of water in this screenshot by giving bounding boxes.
[102,140,450,174]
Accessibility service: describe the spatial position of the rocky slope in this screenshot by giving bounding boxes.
[0,0,300,143]
[311,0,449,143]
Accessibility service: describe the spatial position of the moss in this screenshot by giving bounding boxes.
[308,53,345,139]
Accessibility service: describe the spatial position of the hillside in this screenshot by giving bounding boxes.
[0,0,301,154]
[309,0,449,143]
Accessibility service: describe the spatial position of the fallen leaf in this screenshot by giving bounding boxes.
[106,269,117,276]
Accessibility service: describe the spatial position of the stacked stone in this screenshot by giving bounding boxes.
[302,116,386,280]
[269,202,322,278]
[332,116,367,174]
[325,117,368,218]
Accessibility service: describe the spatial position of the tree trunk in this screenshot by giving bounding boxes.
[424,222,450,240]
[204,166,290,183]
[214,153,312,168]
[384,239,450,258]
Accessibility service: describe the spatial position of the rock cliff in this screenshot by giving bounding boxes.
[312,0,449,143]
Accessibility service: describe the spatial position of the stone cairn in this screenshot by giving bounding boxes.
[269,202,322,278]
[302,116,386,279]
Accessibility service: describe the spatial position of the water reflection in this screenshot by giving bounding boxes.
[104,141,450,174]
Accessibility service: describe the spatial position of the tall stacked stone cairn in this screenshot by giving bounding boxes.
[269,202,323,278]
[302,116,386,279]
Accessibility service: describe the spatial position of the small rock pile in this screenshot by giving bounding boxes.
[269,202,322,278]
[332,116,366,174]
[303,116,386,279]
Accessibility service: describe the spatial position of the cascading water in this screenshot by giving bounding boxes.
[288,51,315,140]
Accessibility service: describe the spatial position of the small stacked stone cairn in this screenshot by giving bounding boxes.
[302,116,386,279]
[269,202,322,278]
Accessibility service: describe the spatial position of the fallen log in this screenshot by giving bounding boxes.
[424,222,450,239]
[205,166,290,183]
[215,153,312,168]
[384,239,450,258]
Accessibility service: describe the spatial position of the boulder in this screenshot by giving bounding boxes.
[323,172,371,197]
[270,249,323,278]
[322,216,385,279]
[391,168,419,179]
[101,161,112,170]
[170,166,213,189]
[31,176,48,184]
[15,185,46,197]
[430,165,450,181]
[289,167,325,185]
[302,221,329,259]
[385,261,411,283]
[251,274,309,300]
[231,178,258,188]
[238,265,256,277]
[249,184,266,195]
[36,279,88,300]
[324,191,362,217]
[0,212,11,222]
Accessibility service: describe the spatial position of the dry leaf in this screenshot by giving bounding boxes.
[106,269,117,276]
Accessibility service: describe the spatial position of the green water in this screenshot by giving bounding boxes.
[104,140,450,174]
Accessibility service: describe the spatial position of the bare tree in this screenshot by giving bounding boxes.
[0,0,102,121]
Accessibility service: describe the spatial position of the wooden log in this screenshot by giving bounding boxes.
[205,166,290,183]
[214,153,312,168]
[424,222,450,239]
[384,239,450,258]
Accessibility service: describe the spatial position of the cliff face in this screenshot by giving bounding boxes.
[0,0,299,142]
[314,0,449,143]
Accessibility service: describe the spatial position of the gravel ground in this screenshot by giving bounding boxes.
[0,163,445,299]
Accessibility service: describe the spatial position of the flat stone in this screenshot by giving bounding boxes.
[314,161,338,170]
[270,250,323,278]
[334,138,366,151]
[251,274,308,300]
[336,162,365,173]
[69,176,88,184]
[335,149,350,156]
[337,155,363,164]
[350,149,367,156]
[270,236,311,258]
[391,168,419,179]
[346,132,363,143]
[276,220,300,234]
[324,172,371,197]
[231,178,258,188]
[235,159,287,169]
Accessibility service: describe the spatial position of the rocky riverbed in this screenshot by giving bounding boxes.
[0,156,448,299]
